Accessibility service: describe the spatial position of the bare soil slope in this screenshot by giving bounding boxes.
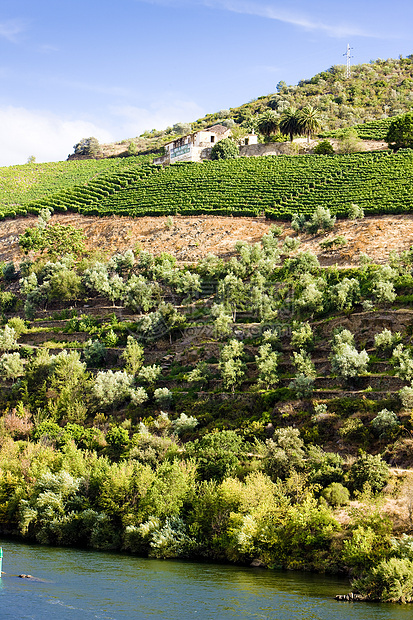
[1,212,413,265]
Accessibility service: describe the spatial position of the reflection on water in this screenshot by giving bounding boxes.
[0,539,411,620]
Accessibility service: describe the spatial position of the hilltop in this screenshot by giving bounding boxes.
[80,54,413,160]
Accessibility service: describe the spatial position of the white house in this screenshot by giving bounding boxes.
[153,125,258,165]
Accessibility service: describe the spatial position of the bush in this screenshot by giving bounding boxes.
[399,385,413,409]
[154,388,173,407]
[330,340,369,381]
[263,427,306,480]
[371,409,399,437]
[392,344,413,381]
[386,112,413,151]
[289,373,314,398]
[291,322,313,350]
[313,140,334,154]
[210,138,239,160]
[322,482,350,507]
[348,452,389,494]
[347,203,364,219]
[374,329,401,355]
[304,207,336,234]
[73,137,101,157]
[352,557,413,602]
[83,339,107,367]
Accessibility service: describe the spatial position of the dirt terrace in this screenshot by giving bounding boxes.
[1,212,413,266]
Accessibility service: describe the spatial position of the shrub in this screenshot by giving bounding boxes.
[348,452,389,494]
[392,344,413,381]
[304,207,336,234]
[154,388,173,407]
[73,137,101,157]
[291,322,313,350]
[374,329,401,355]
[291,212,307,233]
[330,277,360,312]
[172,413,198,434]
[83,339,107,367]
[289,373,314,398]
[352,557,413,602]
[211,138,238,160]
[313,140,334,154]
[399,385,413,409]
[307,446,344,487]
[386,112,413,151]
[263,427,306,480]
[371,409,399,437]
[347,203,364,219]
[292,349,316,379]
[322,482,350,507]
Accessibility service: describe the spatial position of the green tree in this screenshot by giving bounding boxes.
[263,427,306,481]
[210,138,238,160]
[19,221,86,259]
[279,107,300,141]
[219,339,246,393]
[255,343,279,389]
[297,105,321,143]
[256,110,280,137]
[73,137,100,157]
[386,112,413,150]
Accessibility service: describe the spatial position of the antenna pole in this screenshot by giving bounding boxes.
[344,44,353,79]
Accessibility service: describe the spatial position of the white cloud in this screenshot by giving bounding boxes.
[0,107,113,167]
[0,99,206,167]
[137,0,377,38]
[202,1,374,38]
[0,19,27,42]
[110,99,206,136]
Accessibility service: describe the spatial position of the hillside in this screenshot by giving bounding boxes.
[1,150,413,222]
[1,212,413,267]
[88,55,413,159]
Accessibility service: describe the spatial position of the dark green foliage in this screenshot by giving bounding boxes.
[73,137,101,157]
[313,140,334,154]
[386,113,413,151]
[263,427,306,480]
[186,430,244,482]
[353,558,413,602]
[322,483,350,507]
[348,453,390,494]
[210,138,238,160]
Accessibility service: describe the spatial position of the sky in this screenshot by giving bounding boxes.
[1,0,413,167]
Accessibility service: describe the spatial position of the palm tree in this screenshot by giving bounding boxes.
[297,105,321,144]
[279,107,300,142]
[256,110,280,138]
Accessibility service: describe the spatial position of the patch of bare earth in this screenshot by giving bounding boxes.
[2,212,413,265]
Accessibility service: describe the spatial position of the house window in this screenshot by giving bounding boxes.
[211,136,215,143]
[245,138,249,145]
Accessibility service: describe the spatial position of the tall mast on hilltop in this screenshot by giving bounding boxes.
[343,43,353,79]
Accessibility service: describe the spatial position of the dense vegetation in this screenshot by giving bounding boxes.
[0,212,413,602]
[16,151,413,221]
[0,153,157,217]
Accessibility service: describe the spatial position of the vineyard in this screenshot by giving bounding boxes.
[322,116,394,141]
[25,150,413,221]
[0,153,156,218]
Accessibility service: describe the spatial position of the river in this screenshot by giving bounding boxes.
[0,539,411,620]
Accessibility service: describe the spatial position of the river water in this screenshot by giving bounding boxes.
[0,539,411,620]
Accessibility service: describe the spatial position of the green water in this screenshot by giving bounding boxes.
[0,539,411,620]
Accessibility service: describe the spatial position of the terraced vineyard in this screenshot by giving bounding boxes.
[322,116,394,141]
[0,153,156,218]
[26,150,413,221]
